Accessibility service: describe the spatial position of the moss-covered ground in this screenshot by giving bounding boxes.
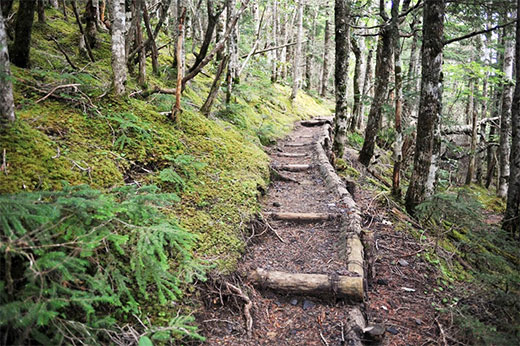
[0,8,332,340]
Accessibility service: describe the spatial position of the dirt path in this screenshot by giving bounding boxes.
[198,121,365,345]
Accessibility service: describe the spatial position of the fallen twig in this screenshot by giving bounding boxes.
[259,215,285,243]
[320,331,329,346]
[35,84,81,104]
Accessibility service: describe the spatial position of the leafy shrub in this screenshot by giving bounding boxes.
[0,184,206,344]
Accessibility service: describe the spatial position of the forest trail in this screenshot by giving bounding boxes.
[198,120,366,345]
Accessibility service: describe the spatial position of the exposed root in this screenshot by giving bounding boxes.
[225,282,253,337]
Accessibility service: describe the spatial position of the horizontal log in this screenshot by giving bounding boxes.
[276,152,308,157]
[285,142,312,147]
[250,268,363,301]
[266,212,338,222]
[301,119,332,127]
[275,164,312,172]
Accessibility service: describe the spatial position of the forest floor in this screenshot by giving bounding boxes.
[195,120,455,345]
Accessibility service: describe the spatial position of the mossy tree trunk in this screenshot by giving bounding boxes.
[498,38,515,198]
[504,0,520,237]
[0,12,15,123]
[85,0,97,48]
[358,46,373,129]
[37,0,45,23]
[1,0,14,17]
[11,0,36,68]
[359,10,392,166]
[405,0,445,214]
[332,0,351,159]
[110,0,127,95]
[350,35,362,131]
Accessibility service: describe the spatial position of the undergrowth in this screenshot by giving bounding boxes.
[0,6,332,344]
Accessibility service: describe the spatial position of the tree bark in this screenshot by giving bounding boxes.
[37,0,45,23]
[0,12,15,123]
[498,39,515,198]
[320,11,331,97]
[350,36,362,131]
[11,0,36,68]
[200,55,229,116]
[226,0,239,103]
[358,47,373,129]
[1,0,14,18]
[142,1,159,75]
[271,0,278,82]
[84,0,97,48]
[405,0,445,214]
[391,0,403,197]
[172,7,186,122]
[71,0,95,62]
[359,22,392,166]
[476,76,489,185]
[136,0,146,87]
[110,0,127,96]
[290,0,304,100]
[466,81,479,185]
[504,0,520,236]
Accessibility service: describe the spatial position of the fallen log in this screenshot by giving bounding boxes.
[285,142,312,147]
[276,152,308,157]
[300,118,332,127]
[266,212,338,223]
[250,268,363,301]
[275,164,312,172]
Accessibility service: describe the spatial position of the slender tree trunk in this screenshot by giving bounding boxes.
[11,0,36,68]
[290,0,304,100]
[332,0,351,159]
[0,13,15,123]
[358,47,373,129]
[476,77,488,185]
[402,20,420,123]
[142,1,159,75]
[498,39,515,198]
[136,0,146,87]
[61,0,68,21]
[85,0,97,48]
[359,25,392,166]
[226,0,239,104]
[201,55,230,116]
[405,0,445,214]
[350,36,362,131]
[504,0,520,237]
[37,0,46,23]
[110,0,127,96]
[271,0,278,82]
[172,7,186,122]
[71,0,95,62]
[50,0,59,9]
[391,0,404,197]
[320,11,331,97]
[466,81,479,185]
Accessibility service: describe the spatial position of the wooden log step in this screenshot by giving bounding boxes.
[300,119,333,127]
[285,142,312,147]
[275,164,312,172]
[250,268,363,301]
[276,152,309,158]
[266,212,338,222]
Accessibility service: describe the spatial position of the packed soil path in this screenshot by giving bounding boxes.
[198,121,363,345]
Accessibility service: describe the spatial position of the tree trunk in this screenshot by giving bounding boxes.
[466,81,479,185]
[11,0,37,68]
[504,0,520,237]
[0,12,15,123]
[1,0,14,17]
[290,0,304,100]
[201,55,229,116]
[226,0,239,104]
[476,76,489,185]
[498,39,515,198]
[359,24,392,166]
[110,0,127,96]
[37,0,45,23]
[320,11,331,97]
[332,0,351,159]
[350,36,362,131]
[405,0,445,214]
[85,0,97,48]
[391,0,403,197]
[271,0,278,82]
[136,0,146,87]
[61,0,68,21]
[172,7,186,122]
[402,19,420,123]
[142,1,160,75]
[50,0,59,9]
[358,47,373,129]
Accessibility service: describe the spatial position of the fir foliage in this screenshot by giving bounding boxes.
[0,184,206,344]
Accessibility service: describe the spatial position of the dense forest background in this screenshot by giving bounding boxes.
[0,0,519,345]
